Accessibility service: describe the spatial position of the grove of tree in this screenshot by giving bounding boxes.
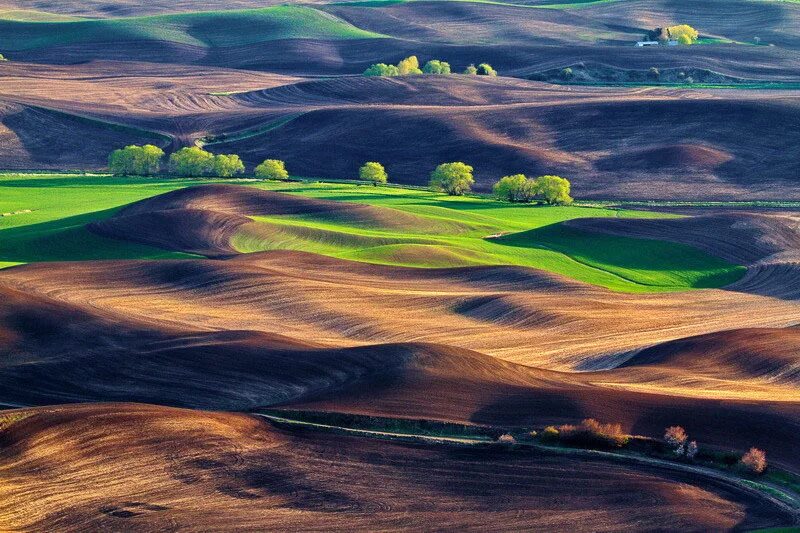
[493,174,573,205]
[108,144,164,176]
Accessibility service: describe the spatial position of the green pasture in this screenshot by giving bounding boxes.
[0,5,385,51]
[0,173,745,292]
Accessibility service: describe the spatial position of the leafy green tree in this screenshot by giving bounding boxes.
[397,55,422,75]
[423,59,451,74]
[477,63,497,76]
[108,144,164,176]
[0,54,7,61]
[168,146,215,177]
[464,64,478,75]
[364,63,400,77]
[669,24,699,45]
[429,162,474,196]
[255,159,289,180]
[493,174,536,203]
[359,162,388,184]
[211,154,245,177]
[533,175,573,205]
[561,67,573,80]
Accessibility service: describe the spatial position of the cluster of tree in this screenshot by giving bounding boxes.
[665,425,767,474]
[168,147,245,178]
[646,24,699,45]
[464,63,497,76]
[493,174,573,205]
[364,56,497,77]
[108,144,165,176]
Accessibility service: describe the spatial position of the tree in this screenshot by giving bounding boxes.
[359,162,388,184]
[740,448,767,474]
[648,67,660,80]
[664,426,688,448]
[0,54,7,61]
[397,55,422,75]
[211,154,245,177]
[753,36,761,45]
[429,162,474,196]
[364,63,399,77]
[686,441,699,459]
[561,67,573,80]
[493,174,536,203]
[423,59,451,74]
[168,146,215,177]
[477,63,497,76]
[108,144,164,176]
[255,159,289,180]
[463,64,478,75]
[668,24,699,45]
[533,175,573,205]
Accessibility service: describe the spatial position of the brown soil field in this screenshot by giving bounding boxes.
[0,403,793,531]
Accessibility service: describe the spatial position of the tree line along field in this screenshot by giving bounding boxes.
[0,173,745,292]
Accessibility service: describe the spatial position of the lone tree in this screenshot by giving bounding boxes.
[423,59,451,74]
[664,425,688,454]
[359,162,388,184]
[493,174,536,203]
[740,448,767,474]
[429,162,474,196]
[669,24,699,45]
[108,144,164,176]
[211,154,245,177]
[534,175,573,205]
[686,440,699,459]
[168,146,215,177]
[364,63,399,77]
[477,63,498,76]
[255,159,289,180]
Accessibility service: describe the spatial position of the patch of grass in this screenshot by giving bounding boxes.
[0,5,385,51]
[0,174,745,292]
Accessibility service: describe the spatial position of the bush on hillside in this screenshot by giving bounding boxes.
[493,174,536,203]
[255,159,289,180]
[429,162,474,196]
[364,63,400,77]
[477,63,497,76]
[108,144,164,176]
[397,55,423,75]
[740,447,767,474]
[464,64,478,75]
[211,154,245,178]
[359,161,388,184]
[168,146,214,177]
[558,419,629,448]
[423,59,451,74]
[534,175,573,205]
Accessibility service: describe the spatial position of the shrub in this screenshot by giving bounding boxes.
[533,175,573,205]
[168,146,215,177]
[364,63,400,77]
[255,159,289,180]
[560,67,573,80]
[540,426,560,441]
[493,174,536,203]
[558,419,629,448]
[668,24,699,45]
[109,144,165,176]
[686,440,699,459]
[211,154,245,178]
[477,63,497,76]
[463,64,478,75]
[497,433,516,444]
[429,162,474,196]
[423,59,451,75]
[397,55,422,75]
[359,161,388,184]
[740,448,767,474]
